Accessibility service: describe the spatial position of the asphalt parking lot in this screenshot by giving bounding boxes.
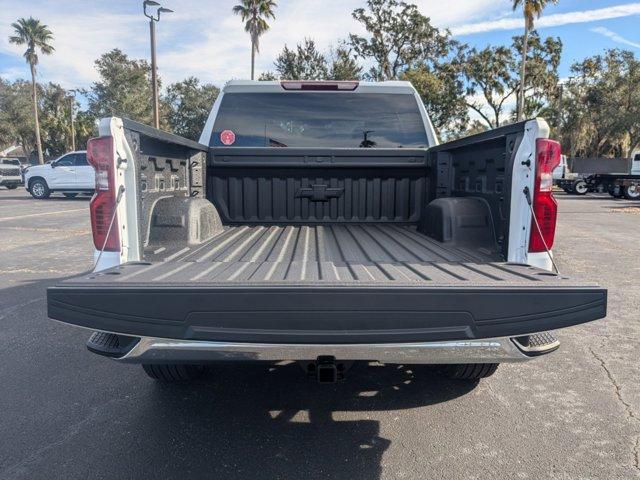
[0,187,638,480]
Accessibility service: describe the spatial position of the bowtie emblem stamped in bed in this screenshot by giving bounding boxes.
[295,184,345,202]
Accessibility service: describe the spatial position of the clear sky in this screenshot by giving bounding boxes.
[0,0,639,89]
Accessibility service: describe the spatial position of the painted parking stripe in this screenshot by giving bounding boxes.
[0,207,87,222]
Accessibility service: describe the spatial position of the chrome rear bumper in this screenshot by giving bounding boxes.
[115,336,541,364]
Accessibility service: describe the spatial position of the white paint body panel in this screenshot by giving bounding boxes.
[93,118,141,272]
[507,119,551,270]
[93,250,120,272]
[631,153,640,175]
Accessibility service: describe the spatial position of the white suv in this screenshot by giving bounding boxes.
[0,158,23,189]
[24,151,94,199]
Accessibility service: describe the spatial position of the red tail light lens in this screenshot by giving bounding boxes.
[280,81,359,91]
[87,136,120,252]
[529,139,561,253]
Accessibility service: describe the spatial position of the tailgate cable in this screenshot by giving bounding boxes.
[94,185,125,269]
[523,187,561,275]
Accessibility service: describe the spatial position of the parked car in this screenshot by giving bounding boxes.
[47,80,606,384]
[23,150,94,199]
[0,158,23,189]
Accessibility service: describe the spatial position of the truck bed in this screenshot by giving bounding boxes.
[121,224,504,284]
[48,224,606,344]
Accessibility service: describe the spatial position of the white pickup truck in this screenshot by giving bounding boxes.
[47,80,606,383]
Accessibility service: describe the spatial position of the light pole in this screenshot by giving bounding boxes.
[143,0,172,129]
[69,89,77,151]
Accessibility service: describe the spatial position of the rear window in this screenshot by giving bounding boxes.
[210,92,429,148]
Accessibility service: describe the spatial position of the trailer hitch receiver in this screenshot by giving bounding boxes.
[300,356,352,383]
[316,356,338,383]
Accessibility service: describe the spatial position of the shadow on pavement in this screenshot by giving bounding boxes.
[132,361,477,479]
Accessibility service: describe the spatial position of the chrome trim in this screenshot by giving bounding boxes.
[115,336,533,364]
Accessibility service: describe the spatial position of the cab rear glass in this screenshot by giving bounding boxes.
[210,92,429,148]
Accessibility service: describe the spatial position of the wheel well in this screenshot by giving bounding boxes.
[28,176,47,189]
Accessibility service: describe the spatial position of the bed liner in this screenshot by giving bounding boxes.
[47,225,607,344]
[81,224,540,284]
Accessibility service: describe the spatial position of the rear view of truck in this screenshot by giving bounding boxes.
[47,81,606,383]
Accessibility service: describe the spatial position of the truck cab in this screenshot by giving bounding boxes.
[632,152,640,174]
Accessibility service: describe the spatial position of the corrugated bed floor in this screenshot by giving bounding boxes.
[98,225,565,285]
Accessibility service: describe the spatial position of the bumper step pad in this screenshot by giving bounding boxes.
[86,331,139,358]
[513,332,560,356]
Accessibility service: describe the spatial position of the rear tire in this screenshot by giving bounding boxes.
[573,180,588,195]
[63,192,78,198]
[142,364,205,382]
[6,184,18,190]
[29,178,50,199]
[623,184,640,200]
[445,363,499,380]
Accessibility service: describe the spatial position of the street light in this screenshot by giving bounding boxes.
[143,0,173,129]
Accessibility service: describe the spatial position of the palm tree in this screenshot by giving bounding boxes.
[9,17,54,165]
[512,0,557,121]
[233,0,277,80]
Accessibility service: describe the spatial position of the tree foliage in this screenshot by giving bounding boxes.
[328,45,363,80]
[274,38,328,80]
[349,0,454,81]
[86,49,156,126]
[512,0,558,120]
[233,0,277,79]
[39,82,74,156]
[9,17,54,164]
[463,32,562,129]
[9,17,54,69]
[267,39,362,81]
[401,63,468,138]
[163,77,220,141]
[558,49,640,157]
[258,71,278,81]
[0,79,35,156]
[0,79,95,158]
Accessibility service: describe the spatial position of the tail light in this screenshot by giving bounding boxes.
[529,139,561,252]
[87,136,120,252]
[280,81,359,91]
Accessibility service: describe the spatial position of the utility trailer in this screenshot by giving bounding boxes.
[47,80,606,384]
[555,154,640,199]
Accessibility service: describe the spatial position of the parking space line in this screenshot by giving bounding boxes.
[0,208,87,222]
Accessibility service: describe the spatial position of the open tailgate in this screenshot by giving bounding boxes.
[48,227,606,344]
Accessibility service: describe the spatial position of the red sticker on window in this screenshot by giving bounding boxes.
[220,130,236,145]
